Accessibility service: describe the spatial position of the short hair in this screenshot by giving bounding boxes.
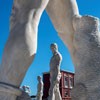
[37,76,42,79]
[50,43,58,49]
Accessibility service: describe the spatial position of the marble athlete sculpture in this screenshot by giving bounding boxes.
[0,0,100,100]
[48,43,62,100]
[37,76,44,100]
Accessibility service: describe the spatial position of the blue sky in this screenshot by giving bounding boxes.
[0,0,100,95]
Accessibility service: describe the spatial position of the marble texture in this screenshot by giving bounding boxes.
[71,16,100,100]
[0,0,49,100]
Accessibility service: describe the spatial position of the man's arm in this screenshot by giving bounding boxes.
[55,53,62,83]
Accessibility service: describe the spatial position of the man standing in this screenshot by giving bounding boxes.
[48,43,62,100]
[37,76,44,100]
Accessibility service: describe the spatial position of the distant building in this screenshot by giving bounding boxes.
[42,70,74,100]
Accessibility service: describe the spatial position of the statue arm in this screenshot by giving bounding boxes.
[54,54,62,83]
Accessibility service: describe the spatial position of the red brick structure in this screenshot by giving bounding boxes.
[42,70,74,100]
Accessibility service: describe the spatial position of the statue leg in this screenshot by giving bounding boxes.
[48,82,55,100]
[0,0,49,100]
[58,13,100,100]
[37,95,42,100]
[48,90,55,100]
[55,87,62,100]
[50,11,100,100]
[46,0,79,55]
[71,15,100,100]
[46,0,100,99]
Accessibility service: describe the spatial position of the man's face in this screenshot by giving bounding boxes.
[37,76,41,81]
[50,46,56,53]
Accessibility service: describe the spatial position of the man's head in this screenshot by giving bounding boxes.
[37,76,42,82]
[50,43,58,53]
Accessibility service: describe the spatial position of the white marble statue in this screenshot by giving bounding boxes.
[22,85,31,94]
[0,0,100,100]
[48,43,62,100]
[37,76,44,100]
[0,0,49,100]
